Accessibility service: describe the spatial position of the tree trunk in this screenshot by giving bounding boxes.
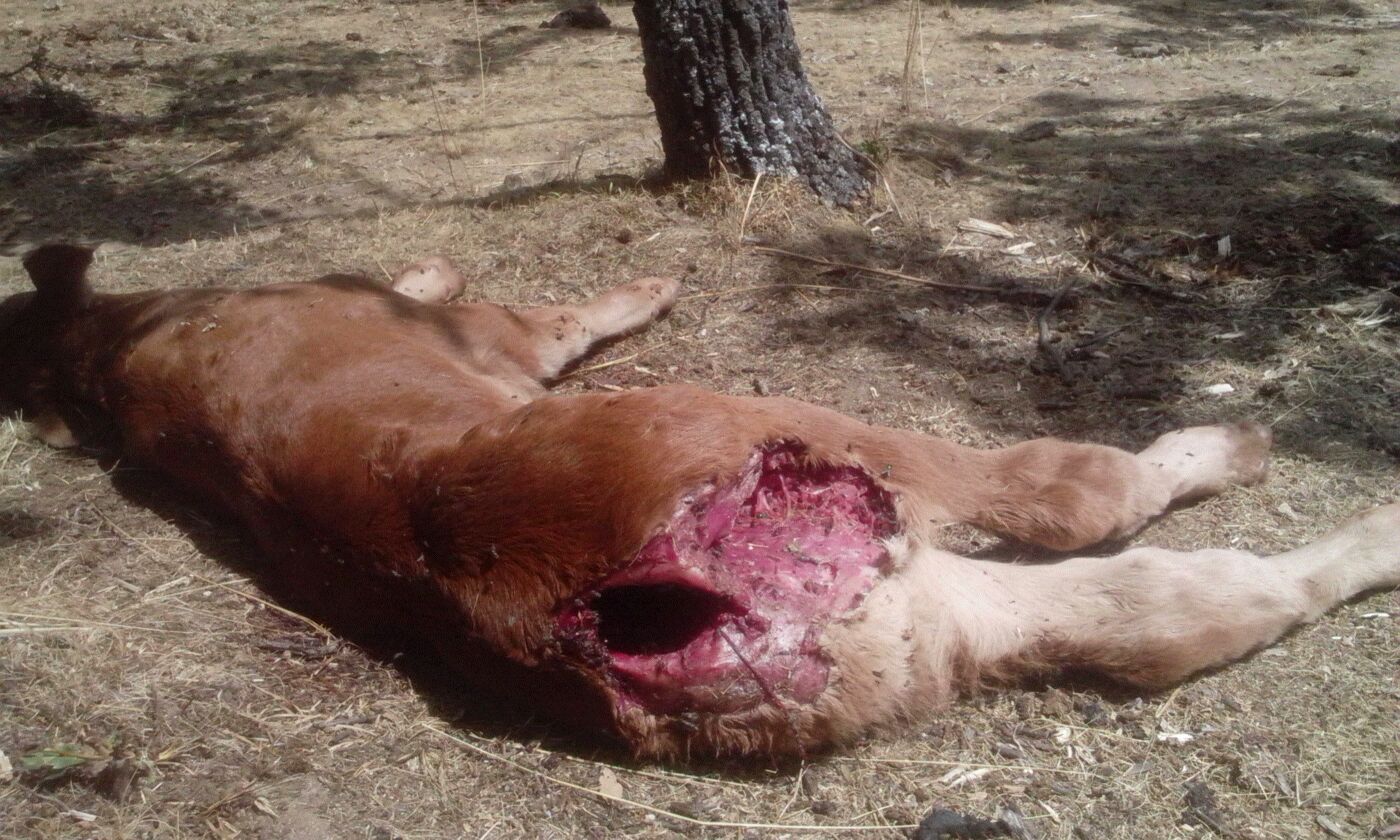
[632,0,873,206]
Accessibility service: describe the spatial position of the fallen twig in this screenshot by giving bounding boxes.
[751,246,1058,301]
[193,574,334,639]
[878,169,906,224]
[736,172,763,245]
[832,756,1094,776]
[958,87,1054,126]
[0,624,99,636]
[560,338,678,379]
[1086,252,1202,302]
[157,144,231,180]
[0,611,189,635]
[680,282,925,302]
[2,51,47,81]
[1072,321,1134,351]
[1245,81,1323,116]
[372,257,395,284]
[0,432,18,475]
[1037,279,1076,384]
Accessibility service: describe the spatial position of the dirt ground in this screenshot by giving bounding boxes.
[1,0,1398,837]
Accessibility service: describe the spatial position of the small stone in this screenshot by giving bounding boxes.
[1124,42,1176,58]
[996,742,1024,760]
[1040,688,1072,717]
[1012,121,1058,143]
[1183,782,1231,835]
[541,1,611,30]
[1076,700,1111,727]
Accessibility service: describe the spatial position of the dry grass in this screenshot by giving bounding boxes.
[2,0,1399,838]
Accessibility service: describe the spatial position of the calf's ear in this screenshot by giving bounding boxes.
[23,243,95,312]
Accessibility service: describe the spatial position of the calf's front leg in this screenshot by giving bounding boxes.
[736,395,1272,551]
[518,277,680,380]
[956,421,1274,550]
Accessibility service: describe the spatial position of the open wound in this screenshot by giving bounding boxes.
[556,442,898,714]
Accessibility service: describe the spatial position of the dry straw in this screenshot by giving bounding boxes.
[425,725,917,832]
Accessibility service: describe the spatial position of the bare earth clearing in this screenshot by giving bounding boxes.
[1,0,1397,837]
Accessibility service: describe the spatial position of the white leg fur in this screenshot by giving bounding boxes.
[1134,421,1273,503]
[819,503,1400,739]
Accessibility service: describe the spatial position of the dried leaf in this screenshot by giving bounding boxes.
[937,766,994,787]
[20,743,104,780]
[596,766,624,800]
[1012,121,1057,143]
[959,218,1018,239]
[998,806,1039,840]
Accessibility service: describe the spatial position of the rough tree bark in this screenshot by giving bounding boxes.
[632,0,873,206]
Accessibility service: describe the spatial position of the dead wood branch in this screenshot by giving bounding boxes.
[1038,280,1076,384]
[751,246,1060,302]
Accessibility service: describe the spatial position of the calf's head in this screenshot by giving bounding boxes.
[0,245,96,444]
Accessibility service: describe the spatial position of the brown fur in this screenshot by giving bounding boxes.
[3,244,1396,759]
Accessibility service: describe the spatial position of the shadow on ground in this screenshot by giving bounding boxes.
[3,0,1396,461]
[81,455,805,776]
[0,40,420,245]
[0,22,634,247]
[829,0,1381,52]
[750,90,1398,457]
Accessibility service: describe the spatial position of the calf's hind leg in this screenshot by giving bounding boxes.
[959,502,1400,689]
